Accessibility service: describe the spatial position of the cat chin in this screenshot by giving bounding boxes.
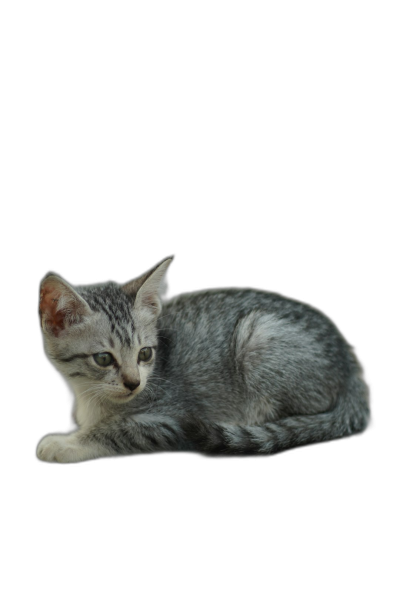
[108,397,131,405]
[108,393,138,405]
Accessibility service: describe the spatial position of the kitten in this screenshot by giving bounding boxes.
[37,257,369,462]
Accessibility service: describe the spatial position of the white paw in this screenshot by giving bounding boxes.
[37,433,87,463]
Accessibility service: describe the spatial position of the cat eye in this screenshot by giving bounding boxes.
[93,352,114,367]
[138,347,152,362]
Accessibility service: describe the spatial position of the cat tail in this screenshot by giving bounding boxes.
[184,375,370,455]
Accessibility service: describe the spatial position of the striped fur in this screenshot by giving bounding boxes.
[37,258,370,462]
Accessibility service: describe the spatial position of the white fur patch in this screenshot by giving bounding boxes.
[36,433,111,463]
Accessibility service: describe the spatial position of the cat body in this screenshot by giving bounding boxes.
[37,257,369,462]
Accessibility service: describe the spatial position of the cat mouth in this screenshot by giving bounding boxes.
[117,391,136,401]
[110,389,140,403]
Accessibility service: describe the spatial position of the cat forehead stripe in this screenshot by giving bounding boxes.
[82,289,134,347]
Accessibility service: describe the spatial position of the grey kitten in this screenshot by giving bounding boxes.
[37,257,369,462]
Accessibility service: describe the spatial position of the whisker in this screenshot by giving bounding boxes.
[150,374,170,382]
[157,310,176,319]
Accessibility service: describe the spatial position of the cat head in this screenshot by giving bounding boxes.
[39,257,173,404]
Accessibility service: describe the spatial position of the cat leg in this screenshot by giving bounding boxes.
[36,431,112,463]
[36,414,184,463]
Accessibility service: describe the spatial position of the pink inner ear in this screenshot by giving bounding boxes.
[40,284,65,335]
[141,290,158,309]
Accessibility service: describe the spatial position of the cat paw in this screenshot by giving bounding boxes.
[36,433,87,463]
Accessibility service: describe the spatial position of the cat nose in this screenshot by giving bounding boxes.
[124,379,140,392]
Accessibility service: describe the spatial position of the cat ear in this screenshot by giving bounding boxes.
[39,273,92,336]
[122,256,173,319]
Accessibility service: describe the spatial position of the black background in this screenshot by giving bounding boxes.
[12,48,390,527]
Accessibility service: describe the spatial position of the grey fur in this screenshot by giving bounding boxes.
[37,257,369,462]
